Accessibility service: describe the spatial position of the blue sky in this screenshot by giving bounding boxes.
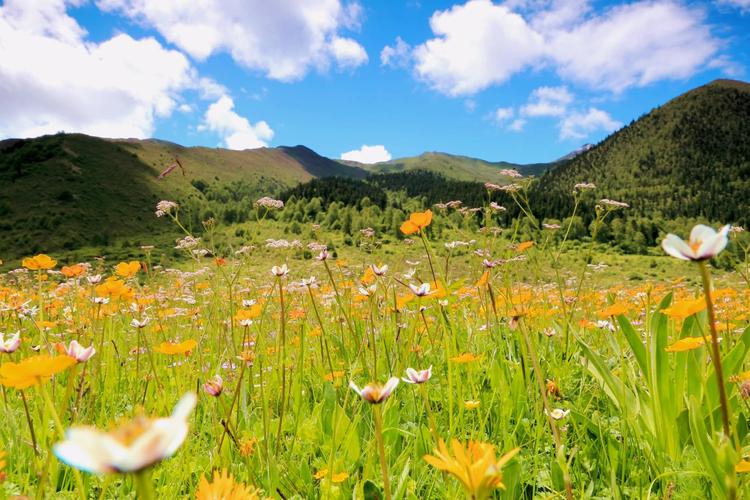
[0,0,748,164]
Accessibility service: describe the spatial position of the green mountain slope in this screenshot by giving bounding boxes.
[349,152,558,182]
[0,133,365,259]
[533,79,750,226]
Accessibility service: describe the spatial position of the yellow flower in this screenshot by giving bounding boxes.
[313,469,349,483]
[22,254,57,270]
[0,354,76,389]
[400,210,433,235]
[153,339,198,355]
[464,400,481,410]
[736,460,750,473]
[665,336,707,353]
[196,469,260,499]
[424,439,519,500]
[324,370,345,382]
[115,261,141,278]
[661,297,706,320]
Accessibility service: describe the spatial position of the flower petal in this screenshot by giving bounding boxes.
[662,234,692,260]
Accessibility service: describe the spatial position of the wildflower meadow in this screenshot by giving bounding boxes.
[1,189,750,500]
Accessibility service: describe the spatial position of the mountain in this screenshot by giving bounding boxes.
[0,133,365,259]
[350,151,558,182]
[533,79,750,227]
[556,143,593,162]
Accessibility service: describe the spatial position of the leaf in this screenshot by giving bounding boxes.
[617,314,647,378]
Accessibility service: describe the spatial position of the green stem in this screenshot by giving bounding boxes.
[38,383,86,500]
[134,469,156,500]
[698,262,733,443]
[373,405,392,500]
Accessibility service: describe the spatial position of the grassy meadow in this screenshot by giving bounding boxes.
[1,194,750,500]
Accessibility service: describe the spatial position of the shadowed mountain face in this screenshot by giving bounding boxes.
[0,134,366,259]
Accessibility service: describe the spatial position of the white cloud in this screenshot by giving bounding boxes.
[202,96,274,150]
[381,37,412,68]
[508,118,527,132]
[330,36,368,68]
[493,107,515,122]
[413,1,545,95]
[0,0,204,139]
[559,107,621,139]
[548,2,719,92]
[409,0,720,95]
[341,144,391,163]
[521,85,573,117]
[717,0,750,12]
[97,0,368,81]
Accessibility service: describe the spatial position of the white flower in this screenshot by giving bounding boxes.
[349,377,399,404]
[402,366,432,384]
[409,283,432,297]
[545,408,570,420]
[301,276,318,287]
[64,340,96,362]
[87,275,102,285]
[53,392,197,474]
[155,200,178,217]
[255,197,284,209]
[598,199,629,209]
[358,285,377,297]
[0,331,21,353]
[130,318,150,329]
[271,264,289,277]
[371,264,388,276]
[662,224,730,261]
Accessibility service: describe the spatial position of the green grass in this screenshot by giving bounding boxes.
[1,205,749,499]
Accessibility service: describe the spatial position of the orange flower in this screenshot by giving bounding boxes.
[476,271,490,287]
[400,210,433,235]
[665,336,706,353]
[22,254,57,270]
[515,241,534,252]
[596,302,629,318]
[95,279,133,301]
[0,354,76,389]
[153,339,198,355]
[360,266,376,285]
[451,353,482,364]
[235,304,263,322]
[115,261,141,278]
[661,298,706,320]
[61,264,85,278]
